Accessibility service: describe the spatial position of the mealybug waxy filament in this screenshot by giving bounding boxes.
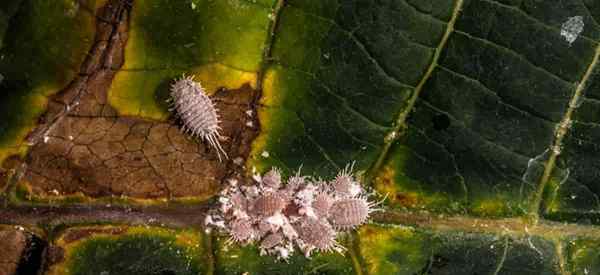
[169,74,228,161]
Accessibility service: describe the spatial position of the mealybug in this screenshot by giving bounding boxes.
[170,74,227,161]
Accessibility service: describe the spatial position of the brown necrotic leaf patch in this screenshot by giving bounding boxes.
[0,228,27,275]
[15,0,259,201]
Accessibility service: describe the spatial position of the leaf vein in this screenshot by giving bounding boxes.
[482,0,596,43]
[454,30,571,84]
[398,0,448,24]
[529,40,600,218]
[438,64,557,124]
[366,0,465,182]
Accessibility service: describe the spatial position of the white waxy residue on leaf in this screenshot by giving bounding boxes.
[561,16,584,45]
[206,164,383,260]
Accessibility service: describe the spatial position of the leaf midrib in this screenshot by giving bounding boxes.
[366,0,465,182]
[529,43,600,219]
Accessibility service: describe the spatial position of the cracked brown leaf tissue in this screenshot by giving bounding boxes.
[15,0,260,201]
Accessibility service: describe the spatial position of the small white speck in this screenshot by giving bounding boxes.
[43,136,50,143]
[233,157,244,165]
[68,135,74,140]
[385,131,398,142]
[245,121,254,128]
[204,215,214,225]
[191,2,196,10]
[15,226,25,231]
[561,16,584,45]
[228,178,238,186]
[265,213,286,227]
[261,151,270,158]
[552,144,561,154]
[245,110,253,117]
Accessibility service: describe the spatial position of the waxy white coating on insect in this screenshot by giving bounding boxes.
[261,167,282,190]
[229,218,256,243]
[252,193,287,217]
[261,232,284,250]
[210,163,381,260]
[170,74,227,161]
[328,197,375,230]
[296,218,341,256]
[331,162,361,198]
[312,192,333,219]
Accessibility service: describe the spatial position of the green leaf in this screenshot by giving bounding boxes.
[358,225,561,275]
[108,0,274,119]
[0,0,96,162]
[47,226,209,275]
[5,0,600,274]
[369,0,600,218]
[564,237,600,275]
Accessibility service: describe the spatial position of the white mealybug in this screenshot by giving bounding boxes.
[260,232,284,250]
[262,167,282,190]
[312,192,333,219]
[328,197,378,230]
[209,163,383,260]
[229,218,257,243]
[330,162,361,198]
[296,217,342,257]
[169,74,228,161]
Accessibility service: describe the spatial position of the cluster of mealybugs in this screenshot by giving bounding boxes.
[206,164,381,259]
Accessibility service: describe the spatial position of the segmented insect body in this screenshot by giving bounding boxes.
[330,163,361,198]
[296,218,339,255]
[229,218,256,243]
[328,197,373,230]
[211,163,381,260]
[252,193,288,217]
[312,192,333,219]
[262,168,282,189]
[170,75,227,161]
[258,219,277,236]
[261,232,284,250]
[229,192,247,211]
